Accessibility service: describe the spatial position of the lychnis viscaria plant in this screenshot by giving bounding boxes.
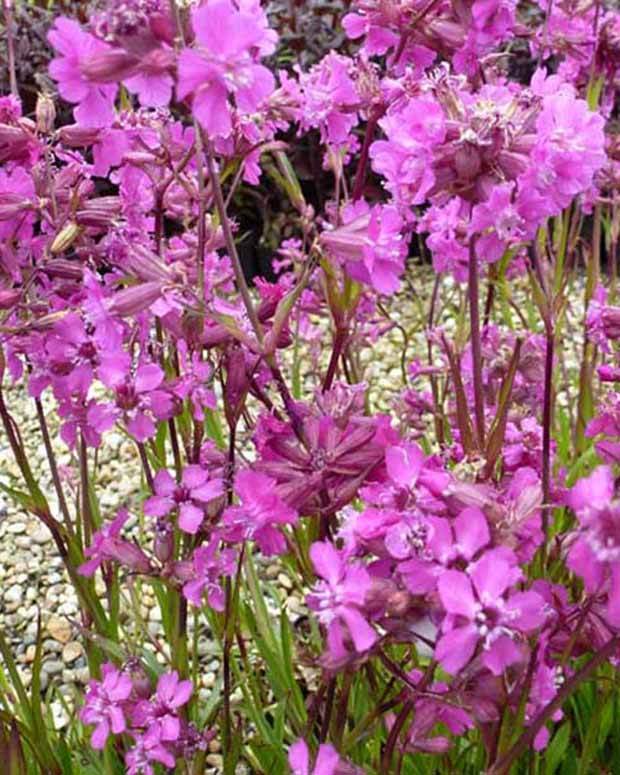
[1,0,620,772]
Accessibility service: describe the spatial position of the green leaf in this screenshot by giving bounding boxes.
[544,722,571,775]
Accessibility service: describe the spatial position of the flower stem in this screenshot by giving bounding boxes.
[541,325,554,537]
[323,327,347,393]
[205,141,263,345]
[486,634,620,775]
[2,0,18,96]
[34,398,74,535]
[468,239,485,449]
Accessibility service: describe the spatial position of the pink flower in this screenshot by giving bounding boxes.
[179,536,236,609]
[370,97,445,206]
[470,182,526,263]
[131,671,192,744]
[524,92,606,214]
[321,202,407,294]
[80,663,133,749]
[223,470,298,555]
[113,363,175,442]
[144,465,223,534]
[125,723,176,774]
[307,541,377,662]
[123,48,176,108]
[48,18,118,127]
[177,0,276,137]
[435,551,545,675]
[79,509,152,577]
[398,507,492,594]
[288,739,340,775]
[296,53,360,145]
[567,466,620,627]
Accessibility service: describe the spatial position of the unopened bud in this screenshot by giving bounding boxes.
[126,244,174,282]
[0,193,32,221]
[50,221,82,254]
[58,125,102,147]
[0,288,20,310]
[105,539,152,574]
[43,259,84,281]
[123,151,158,166]
[75,197,122,228]
[35,93,56,134]
[154,529,174,564]
[80,49,138,83]
[106,281,164,317]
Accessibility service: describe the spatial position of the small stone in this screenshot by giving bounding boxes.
[24,645,36,663]
[47,616,72,644]
[7,522,26,535]
[4,584,23,605]
[43,659,63,676]
[30,526,52,545]
[61,642,83,664]
[51,701,70,730]
[277,573,292,590]
[206,754,223,769]
[203,672,216,689]
[149,607,162,623]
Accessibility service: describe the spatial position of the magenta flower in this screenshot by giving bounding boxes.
[307,541,377,661]
[435,551,545,675]
[123,48,176,108]
[567,466,620,627]
[57,396,117,449]
[113,363,175,442]
[398,507,493,594]
[321,202,407,294]
[144,465,223,534]
[370,97,445,207]
[79,508,152,577]
[288,739,340,775]
[296,52,360,145]
[178,537,236,609]
[131,671,192,744]
[80,663,133,749]
[223,470,298,555]
[470,182,526,263]
[48,18,118,127]
[177,0,276,137]
[125,723,176,775]
[525,92,606,214]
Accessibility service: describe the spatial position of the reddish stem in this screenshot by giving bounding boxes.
[468,239,486,448]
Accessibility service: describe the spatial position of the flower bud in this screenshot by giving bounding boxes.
[0,288,20,310]
[154,518,174,564]
[126,244,174,282]
[602,306,620,339]
[0,193,32,221]
[0,122,35,163]
[35,94,56,134]
[80,49,138,83]
[43,259,84,281]
[123,151,158,166]
[106,281,164,317]
[50,221,82,254]
[105,539,152,574]
[58,125,102,147]
[75,197,122,228]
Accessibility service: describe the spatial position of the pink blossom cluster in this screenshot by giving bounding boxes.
[0,0,620,771]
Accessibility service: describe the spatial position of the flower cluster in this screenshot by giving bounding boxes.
[1,0,619,771]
